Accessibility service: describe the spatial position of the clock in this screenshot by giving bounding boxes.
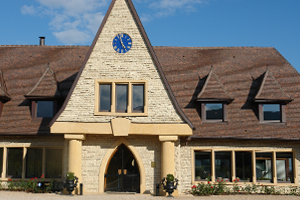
[112,33,132,53]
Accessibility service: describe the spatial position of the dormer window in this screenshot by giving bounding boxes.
[254,69,292,124]
[263,104,281,121]
[197,68,233,123]
[31,100,56,118]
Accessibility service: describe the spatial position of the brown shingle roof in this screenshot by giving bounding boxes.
[154,46,300,139]
[0,71,11,102]
[0,45,89,135]
[197,67,233,101]
[25,66,61,98]
[254,68,292,102]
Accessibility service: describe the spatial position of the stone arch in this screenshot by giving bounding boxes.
[99,137,146,193]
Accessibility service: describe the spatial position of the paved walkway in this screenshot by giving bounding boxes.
[1,191,300,200]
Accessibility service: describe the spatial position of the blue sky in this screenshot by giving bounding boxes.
[0,0,299,72]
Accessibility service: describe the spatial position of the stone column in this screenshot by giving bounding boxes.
[64,134,85,194]
[159,135,178,196]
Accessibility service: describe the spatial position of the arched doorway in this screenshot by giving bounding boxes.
[105,144,140,192]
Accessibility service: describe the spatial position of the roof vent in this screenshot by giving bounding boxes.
[39,37,45,46]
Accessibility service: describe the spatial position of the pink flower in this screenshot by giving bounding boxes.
[226,180,228,182]
[35,177,37,179]
[30,178,34,181]
[208,181,210,184]
[211,186,213,189]
[8,179,12,181]
[191,185,196,189]
[237,179,240,182]
[40,175,45,178]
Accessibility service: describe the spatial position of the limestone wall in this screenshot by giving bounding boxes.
[56,0,184,124]
[81,135,161,193]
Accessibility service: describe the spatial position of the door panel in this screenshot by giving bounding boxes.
[105,144,140,192]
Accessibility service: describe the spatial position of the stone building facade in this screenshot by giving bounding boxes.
[0,0,300,196]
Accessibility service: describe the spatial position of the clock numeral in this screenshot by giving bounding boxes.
[128,42,132,45]
[127,46,131,49]
[117,48,120,52]
[113,46,117,49]
[127,38,131,41]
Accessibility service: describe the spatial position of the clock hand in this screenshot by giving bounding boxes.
[118,34,126,49]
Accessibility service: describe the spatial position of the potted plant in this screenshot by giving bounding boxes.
[161,174,179,197]
[64,172,78,195]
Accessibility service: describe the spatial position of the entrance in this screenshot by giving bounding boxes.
[105,144,140,192]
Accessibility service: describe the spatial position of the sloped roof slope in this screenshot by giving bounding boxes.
[0,45,89,135]
[154,46,300,139]
[197,67,233,101]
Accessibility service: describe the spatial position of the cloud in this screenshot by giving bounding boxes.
[53,29,91,44]
[21,5,41,15]
[21,0,108,44]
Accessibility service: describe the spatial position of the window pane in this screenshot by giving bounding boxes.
[256,152,272,182]
[116,84,128,112]
[215,152,231,181]
[132,85,144,113]
[206,103,223,120]
[276,152,293,183]
[46,149,62,178]
[263,104,280,121]
[26,149,42,178]
[0,148,3,177]
[37,101,53,117]
[195,152,211,181]
[235,152,252,181]
[7,148,23,178]
[100,84,111,111]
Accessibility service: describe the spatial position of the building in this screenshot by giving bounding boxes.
[1,0,300,195]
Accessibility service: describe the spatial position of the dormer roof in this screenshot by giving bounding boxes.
[0,71,11,102]
[197,67,233,102]
[254,68,292,103]
[25,66,61,99]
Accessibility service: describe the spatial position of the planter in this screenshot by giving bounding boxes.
[161,175,179,197]
[64,173,78,195]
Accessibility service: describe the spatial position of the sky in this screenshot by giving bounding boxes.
[0,0,299,72]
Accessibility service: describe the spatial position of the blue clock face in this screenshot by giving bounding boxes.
[112,33,132,54]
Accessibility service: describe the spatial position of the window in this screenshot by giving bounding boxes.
[0,148,3,176]
[276,153,293,183]
[31,100,56,118]
[2,147,62,179]
[195,151,211,181]
[256,152,272,182]
[215,152,231,181]
[193,149,295,184]
[46,149,62,178]
[200,103,227,122]
[258,103,286,123]
[7,148,23,178]
[235,152,252,181]
[26,148,43,178]
[95,80,147,116]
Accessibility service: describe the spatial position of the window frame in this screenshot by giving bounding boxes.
[192,148,297,186]
[200,102,228,123]
[258,103,286,123]
[95,80,148,116]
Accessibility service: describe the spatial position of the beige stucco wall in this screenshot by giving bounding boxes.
[56,0,184,124]
[81,135,161,193]
[179,139,300,194]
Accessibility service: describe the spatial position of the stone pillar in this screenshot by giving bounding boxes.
[159,136,178,196]
[64,134,85,194]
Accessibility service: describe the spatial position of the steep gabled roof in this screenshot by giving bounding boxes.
[25,66,61,99]
[197,67,233,101]
[49,0,194,129]
[254,68,292,102]
[0,70,11,102]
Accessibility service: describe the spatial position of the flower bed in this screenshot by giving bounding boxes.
[190,178,300,196]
